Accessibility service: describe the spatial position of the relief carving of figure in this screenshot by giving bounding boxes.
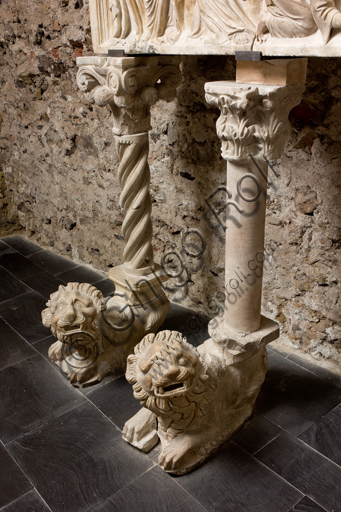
[257,0,341,43]
[145,0,184,43]
[110,0,184,43]
[190,0,260,44]
[106,0,341,46]
[110,0,144,40]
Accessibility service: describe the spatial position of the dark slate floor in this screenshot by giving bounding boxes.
[0,235,340,512]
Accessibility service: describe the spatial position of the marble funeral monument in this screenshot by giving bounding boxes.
[90,0,341,57]
[41,0,340,469]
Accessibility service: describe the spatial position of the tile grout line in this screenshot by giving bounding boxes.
[0,317,39,372]
[0,264,43,288]
[251,435,341,509]
[4,399,87,448]
[170,478,211,512]
[172,439,304,512]
[253,419,341,472]
[1,237,340,511]
[294,435,341,471]
[33,487,54,512]
[0,291,33,312]
[252,431,282,456]
[84,466,158,512]
[269,347,341,383]
[230,440,305,499]
[0,441,37,507]
[0,489,43,512]
[0,235,46,258]
[0,256,49,281]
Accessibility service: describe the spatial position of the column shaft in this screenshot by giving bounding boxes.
[116,133,153,272]
[205,78,305,335]
[76,55,181,275]
[224,159,267,332]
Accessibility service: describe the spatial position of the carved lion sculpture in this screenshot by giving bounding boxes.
[123,329,268,475]
[42,282,169,387]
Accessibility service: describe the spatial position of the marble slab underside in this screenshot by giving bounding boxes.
[90,0,341,56]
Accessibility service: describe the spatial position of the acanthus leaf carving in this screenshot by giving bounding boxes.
[205,83,305,162]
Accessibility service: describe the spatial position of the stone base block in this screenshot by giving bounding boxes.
[208,314,279,363]
[236,58,308,86]
[109,263,169,307]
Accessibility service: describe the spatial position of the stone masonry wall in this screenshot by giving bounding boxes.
[0,0,340,363]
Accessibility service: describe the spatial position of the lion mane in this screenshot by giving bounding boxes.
[126,330,218,437]
[41,282,103,341]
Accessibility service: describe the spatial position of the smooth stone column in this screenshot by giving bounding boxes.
[205,78,305,334]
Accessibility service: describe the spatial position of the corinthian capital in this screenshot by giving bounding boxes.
[205,82,304,162]
[76,56,181,135]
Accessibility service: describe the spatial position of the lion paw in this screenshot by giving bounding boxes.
[123,408,158,452]
[159,434,206,474]
[48,340,64,362]
[66,366,97,387]
[159,441,190,473]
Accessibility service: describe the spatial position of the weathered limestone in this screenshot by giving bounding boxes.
[205,74,305,333]
[42,56,181,386]
[76,56,180,272]
[236,58,308,86]
[89,0,341,56]
[123,329,270,475]
[42,282,169,387]
[76,55,180,301]
[123,61,307,474]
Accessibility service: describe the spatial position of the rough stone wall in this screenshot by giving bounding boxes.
[0,1,340,363]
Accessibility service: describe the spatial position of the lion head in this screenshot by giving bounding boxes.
[126,330,216,434]
[42,283,103,345]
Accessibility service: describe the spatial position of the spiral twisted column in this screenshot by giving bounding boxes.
[76,55,181,276]
[117,133,153,271]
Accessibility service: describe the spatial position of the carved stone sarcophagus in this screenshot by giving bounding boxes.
[89,0,341,57]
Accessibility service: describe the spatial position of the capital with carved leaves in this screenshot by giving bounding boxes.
[77,56,181,136]
[41,56,181,388]
[205,82,305,162]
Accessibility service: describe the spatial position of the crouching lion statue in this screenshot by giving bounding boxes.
[123,329,268,475]
[41,282,169,387]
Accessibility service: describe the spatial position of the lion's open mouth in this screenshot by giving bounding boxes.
[155,381,188,397]
[61,325,81,333]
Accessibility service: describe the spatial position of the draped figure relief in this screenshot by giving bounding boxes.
[190,0,260,44]
[90,0,341,53]
[145,0,184,42]
[258,0,341,43]
[110,0,184,43]
[110,0,144,39]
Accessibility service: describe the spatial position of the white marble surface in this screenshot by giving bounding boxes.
[89,0,341,56]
